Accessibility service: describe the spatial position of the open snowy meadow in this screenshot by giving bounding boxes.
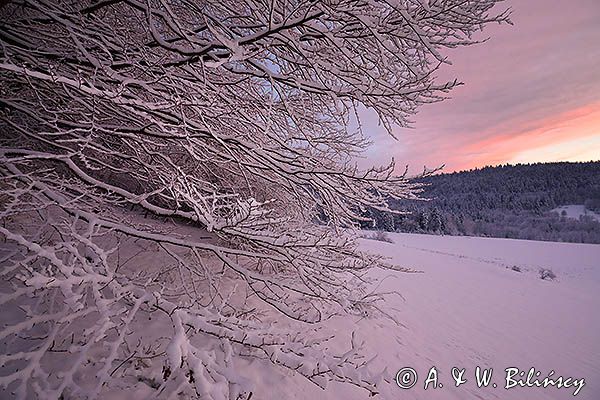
[261,232,600,400]
[90,231,599,400]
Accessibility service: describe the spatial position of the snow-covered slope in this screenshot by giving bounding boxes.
[553,204,600,222]
[261,233,600,400]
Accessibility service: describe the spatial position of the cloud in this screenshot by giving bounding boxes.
[455,101,600,170]
[360,0,600,173]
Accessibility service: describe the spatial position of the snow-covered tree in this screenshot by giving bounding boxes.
[0,1,509,398]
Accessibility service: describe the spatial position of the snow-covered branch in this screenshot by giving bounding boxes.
[0,0,508,398]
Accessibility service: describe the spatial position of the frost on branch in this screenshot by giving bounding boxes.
[0,0,509,398]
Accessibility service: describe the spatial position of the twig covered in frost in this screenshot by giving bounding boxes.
[0,0,509,398]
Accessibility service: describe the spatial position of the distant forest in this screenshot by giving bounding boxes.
[364,161,600,244]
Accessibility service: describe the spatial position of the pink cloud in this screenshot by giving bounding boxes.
[362,0,600,174]
[452,102,600,171]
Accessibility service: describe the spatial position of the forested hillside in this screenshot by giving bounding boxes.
[366,162,600,243]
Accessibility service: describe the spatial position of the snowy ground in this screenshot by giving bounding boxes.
[3,228,598,399]
[263,233,600,400]
[553,204,600,222]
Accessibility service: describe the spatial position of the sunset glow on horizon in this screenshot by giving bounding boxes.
[362,0,600,174]
[452,102,600,172]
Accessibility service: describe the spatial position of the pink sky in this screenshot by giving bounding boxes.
[361,0,600,173]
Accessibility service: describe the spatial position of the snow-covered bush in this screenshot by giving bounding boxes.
[540,268,557,281]
[0,1,508,398]
[371,231,394,243]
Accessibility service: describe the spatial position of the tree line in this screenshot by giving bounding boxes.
[363,162,600,244]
